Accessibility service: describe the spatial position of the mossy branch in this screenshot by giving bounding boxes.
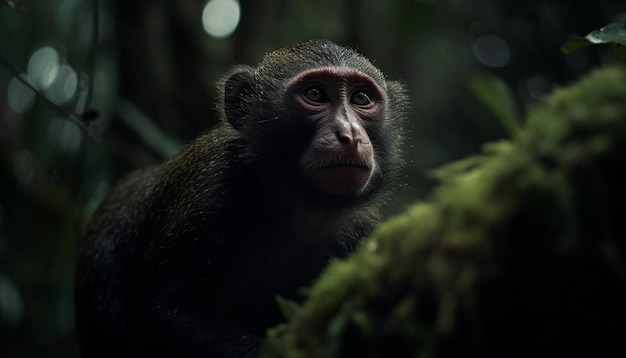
[264,66,626,357]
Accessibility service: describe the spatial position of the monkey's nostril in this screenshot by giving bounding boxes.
[337,132,353,144]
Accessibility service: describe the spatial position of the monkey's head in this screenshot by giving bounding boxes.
[220,40,407,206]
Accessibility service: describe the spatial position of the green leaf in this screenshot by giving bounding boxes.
[561,13,626,60]
[560,37,593,54]
[275,295,301,322]
[585,15,626,46]
[469,73,521,139]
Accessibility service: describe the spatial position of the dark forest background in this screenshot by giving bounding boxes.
[0,0,622,356]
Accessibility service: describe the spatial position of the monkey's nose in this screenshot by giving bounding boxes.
[336,130,362,154]
[336,120,364,148]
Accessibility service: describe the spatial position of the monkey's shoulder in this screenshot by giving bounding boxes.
[86,124,243,239]
[82,164,165,247]
[166,124,246,176]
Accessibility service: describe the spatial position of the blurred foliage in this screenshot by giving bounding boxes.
[0,0,623,357]
[264,66,626,358]
[469,73,521,139]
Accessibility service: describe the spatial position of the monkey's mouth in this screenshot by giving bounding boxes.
[307,159,373,196]
[317,160,372,171]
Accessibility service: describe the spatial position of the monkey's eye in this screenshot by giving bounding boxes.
[303,86,328,103]
[351,91,373,106]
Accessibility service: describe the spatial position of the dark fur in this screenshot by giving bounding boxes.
[75,39,407,357]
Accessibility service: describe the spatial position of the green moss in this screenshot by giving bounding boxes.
[264,67,626,357]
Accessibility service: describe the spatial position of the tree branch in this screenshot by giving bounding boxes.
[0,51,96,138]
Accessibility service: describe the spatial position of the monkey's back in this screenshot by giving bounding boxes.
[74,125,244,355]
[74,124,351,355]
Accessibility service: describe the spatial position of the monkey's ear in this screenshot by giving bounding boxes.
[223,67,255,131]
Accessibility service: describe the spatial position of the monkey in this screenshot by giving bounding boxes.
[74,39,407,357]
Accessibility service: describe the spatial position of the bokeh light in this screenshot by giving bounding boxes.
[48,117,82,152]
[7,76,36,113]
[13,150,34,186]
[8,45,85,114]
[27,46,60,89]
[524,74,551,101]
[473,34,510,68]
[44,64,78,105]
[0,275,24,326]
[201,0,241,39]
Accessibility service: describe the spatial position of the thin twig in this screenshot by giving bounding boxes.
[0,51,90,134]
[71,0,101,243]
[85,0,99,108]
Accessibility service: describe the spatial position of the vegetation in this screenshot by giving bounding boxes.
[1,1,625,356]
[265,66,626,357]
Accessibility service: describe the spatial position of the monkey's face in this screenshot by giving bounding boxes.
[222,40,404,206]
[286,67,383,197]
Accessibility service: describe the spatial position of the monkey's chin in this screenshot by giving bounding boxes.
[307,167,372,197]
